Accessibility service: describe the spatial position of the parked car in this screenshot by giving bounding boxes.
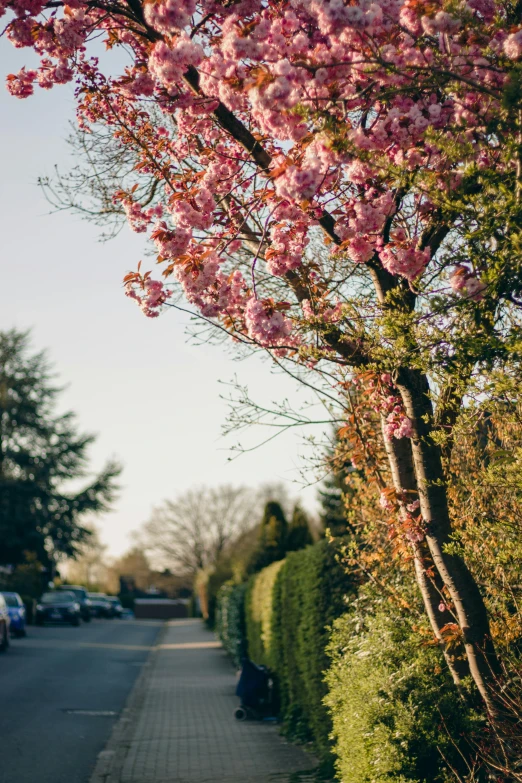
[1,592,26,637]
[57,585,92,622]
[105,596,124,618]
[88,593,113,618]
[0,594,10,652]
[36,591,81,626]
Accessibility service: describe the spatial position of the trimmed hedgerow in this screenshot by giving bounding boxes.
[244,539,352,768]
[325,592,480,783]
[245,559,285,667]
[271,539,351,762]
[216,581,247,668]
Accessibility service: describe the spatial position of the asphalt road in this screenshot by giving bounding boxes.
[0,618,163,783]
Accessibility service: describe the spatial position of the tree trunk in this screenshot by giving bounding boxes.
[397,368,500,714]
[381,425,470,688]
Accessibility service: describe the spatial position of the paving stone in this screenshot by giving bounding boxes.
[91,619,316,783]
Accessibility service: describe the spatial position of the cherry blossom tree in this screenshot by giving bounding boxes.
[4,0,522,713]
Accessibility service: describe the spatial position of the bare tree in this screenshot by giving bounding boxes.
[142,485,257,574]
[105,547,153,594]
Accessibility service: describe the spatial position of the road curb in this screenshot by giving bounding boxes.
[89,621,169,783]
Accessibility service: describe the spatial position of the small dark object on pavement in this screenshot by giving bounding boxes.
[235,658,275,720]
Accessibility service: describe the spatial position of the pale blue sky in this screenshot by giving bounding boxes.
[1,44,324,557]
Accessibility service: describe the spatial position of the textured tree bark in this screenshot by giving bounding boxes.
[397,368,500,714]
[381,425,470,689]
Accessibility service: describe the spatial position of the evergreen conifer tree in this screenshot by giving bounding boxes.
[247,501,288,574]
[286,503,313,552]
[318,471,350,538]
[0,329,121,568]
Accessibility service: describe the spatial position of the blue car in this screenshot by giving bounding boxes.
[1,592,26,638]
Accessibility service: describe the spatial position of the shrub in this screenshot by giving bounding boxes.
[245,559,285,667]
[216,581,247,668]
[325,593,480,783]
[245,539,352,768]
[206,560,234,629]
[272,539,351,762]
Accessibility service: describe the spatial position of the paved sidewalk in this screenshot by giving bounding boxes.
[90,619,316,783]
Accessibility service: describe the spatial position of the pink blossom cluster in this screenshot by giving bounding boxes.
[142,0,195,34]
[384,413,414,440]
[335,191,395,265]
[274,138,342,203]
[168,189,214,231]
[2,0,516,351]
[379,491,394,512]
[114,69,155,99]
[6,67,37,97]
[125,278,167,318]
[379,487,424,543]
[449,265,487,300]
[361,373,414,440]
[380,488,420,514]
[148,37,204,91]
[301,298,343,324]
[312,0,384,34]
[151,222,191,259]
[200,158,241,195]
[380,245,431,281]
[421,11,460,35]
[267,219,310,276]
[175,256,247,319]
[122,200,163,234]
[404,520,425,544]
[275,162,323,203]
[503,30,522,60]
[244,298,294,346]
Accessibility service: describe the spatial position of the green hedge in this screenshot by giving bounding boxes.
[245,540,351,767]
[245,559,285,667]
[216,581,247,668]
[325,594,479,783]
[206,561,234,629]
[271,540,351,760]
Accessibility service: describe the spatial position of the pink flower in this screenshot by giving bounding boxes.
[384,421,397,439]
[7,17,35,48]
[405,524,425,543]
[385,412,414,440]
[379,491,394,511]
[347,236,374,264]
[504,30,522,60]
[244,298,294,346]
[406,499,420,512]
[143,0,196,34]
[125,277,168,317]
[421,11,460,35]
[6,68,36,98]
[380,246,430,281]
[148,36,204,90]
[395,416,414,439]
[449,265,486,300]
[151,222,191,258]
[122,200,154,233]
[275,162,322,202]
